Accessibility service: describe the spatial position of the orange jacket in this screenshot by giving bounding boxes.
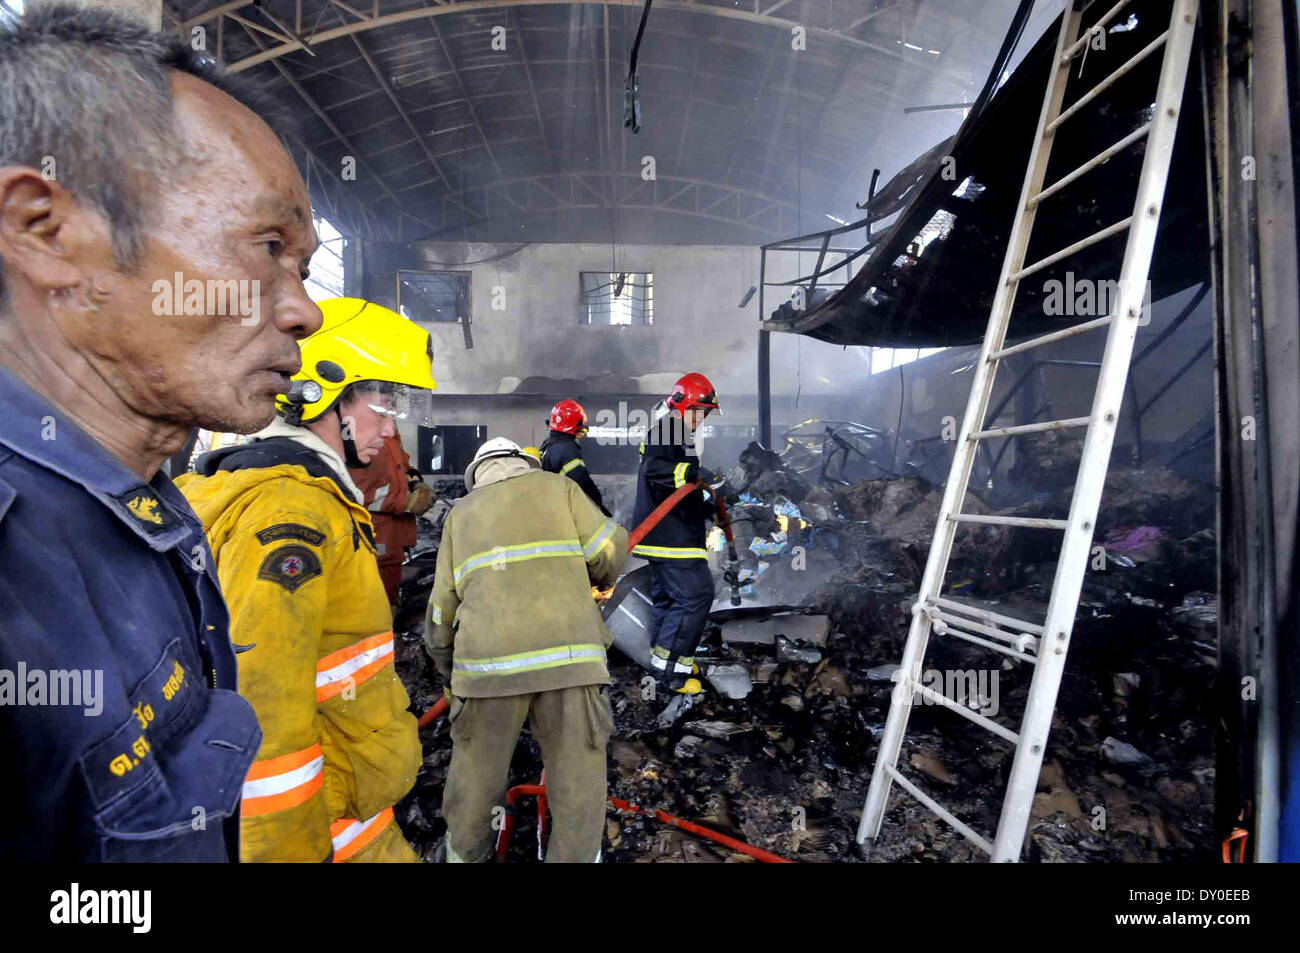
[350,435,417,560]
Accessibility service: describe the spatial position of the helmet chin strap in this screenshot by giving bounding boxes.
[336,404,369,468]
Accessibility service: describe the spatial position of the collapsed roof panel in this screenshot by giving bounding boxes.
[762,0,1209,347]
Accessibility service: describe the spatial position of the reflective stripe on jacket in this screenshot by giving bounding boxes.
[179,444,420,863]
[330,807,394,862]
[425,469,627,697]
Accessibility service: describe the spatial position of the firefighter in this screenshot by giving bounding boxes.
[350,432,436,607]
[426,437,627,862]
[540,398,610,516]
[178,298,436,863]
[631,373,721,695]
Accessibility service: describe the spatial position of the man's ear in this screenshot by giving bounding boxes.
[0,167,87,293]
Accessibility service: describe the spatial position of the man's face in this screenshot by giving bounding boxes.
[22,73,323,435]
[684,407,711,431]
[341,390,399,465]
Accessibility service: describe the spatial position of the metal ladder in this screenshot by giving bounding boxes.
[857,0,1199,862]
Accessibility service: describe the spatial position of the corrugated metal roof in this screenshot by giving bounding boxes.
[168,0,1048,243]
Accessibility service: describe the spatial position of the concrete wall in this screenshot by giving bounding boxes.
[363,239,1212,481]
[364,239,873,458]
[364,239,864,397]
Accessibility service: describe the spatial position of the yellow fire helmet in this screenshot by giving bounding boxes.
[279,297,437,424]
[521,446,542,461]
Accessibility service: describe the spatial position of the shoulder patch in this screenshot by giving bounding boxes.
[257,544,323,592]
[255,522,327,546]
[116,486,183,534]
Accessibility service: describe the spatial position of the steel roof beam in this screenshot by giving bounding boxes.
[421,0,502,177]
[672,36,700,176]
[330,0,373,22]
[234,19,440,234]
[209,0,909,73]
[403,169,799,211]
[843,0,908,32]
[225,11,290,45]
[347,29,455,191]
[511,7,555,172]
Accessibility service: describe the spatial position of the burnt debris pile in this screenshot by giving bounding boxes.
[390,436,1216,862]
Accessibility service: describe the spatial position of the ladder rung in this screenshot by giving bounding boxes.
[884,765,993,855]
[934,596,1045,635]
[1047,30,1169,134]
[926,606,1041,654]
[941,624,1040,660]
[905,677,1022,744]
[970,416,1091,441]
[989,315,1112,361]
[1060,1,1134,62]
[1010,216,1133,284]
[949,513,1068,530]
[1028,122,1151,208]
[932,606,1037,644]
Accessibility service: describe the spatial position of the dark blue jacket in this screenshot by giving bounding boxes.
[0,368,261,861]
[540,430,609,516]
[631,408,714,560]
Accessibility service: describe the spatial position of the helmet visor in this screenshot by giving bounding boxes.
[367,401,407,421]
[351,381,412,421]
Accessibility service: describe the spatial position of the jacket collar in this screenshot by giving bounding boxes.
[472,456,534,489]
[0,367,196,551]
[249,416,364,503]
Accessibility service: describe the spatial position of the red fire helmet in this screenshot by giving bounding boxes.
[667,372,720,414]
[548,399,588,435]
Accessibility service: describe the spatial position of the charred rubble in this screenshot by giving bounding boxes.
[390,436,1216,863]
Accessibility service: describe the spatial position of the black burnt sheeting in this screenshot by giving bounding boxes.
[764,0,1209,348]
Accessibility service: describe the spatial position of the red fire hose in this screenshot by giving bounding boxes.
[606,795,793,863]
[625,479,703,552]
[418,695,449,728]
[494,784,547,861]
[489,782,792,863]
[423,706,793,862]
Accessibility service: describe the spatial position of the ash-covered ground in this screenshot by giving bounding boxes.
[392,446,1217,863]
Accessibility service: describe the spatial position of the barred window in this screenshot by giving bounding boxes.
[580,272,653,325]
[397,270,470,324]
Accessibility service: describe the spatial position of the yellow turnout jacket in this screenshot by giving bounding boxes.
[425,468,627,697]
[179,433,420,862]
